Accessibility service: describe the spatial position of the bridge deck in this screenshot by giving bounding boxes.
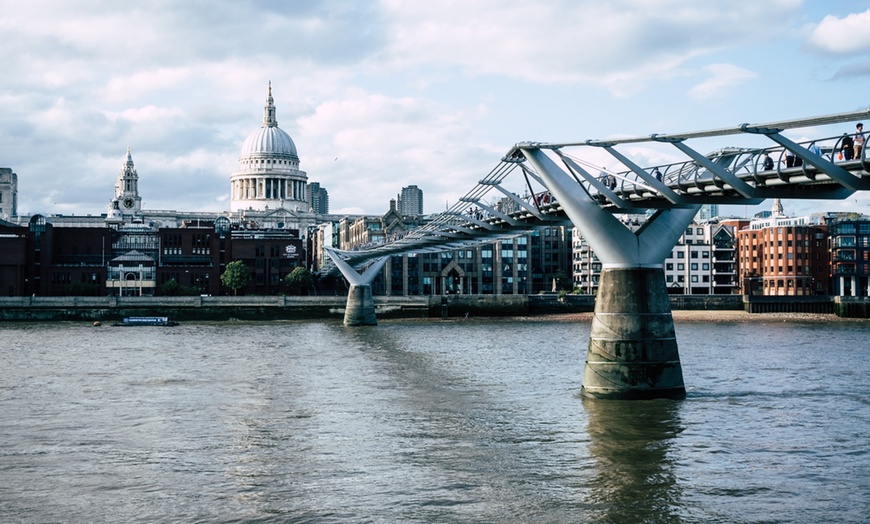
[327,109,870,269]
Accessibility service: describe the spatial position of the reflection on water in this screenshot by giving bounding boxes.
[1,319,869,523]
[584,398,684,524]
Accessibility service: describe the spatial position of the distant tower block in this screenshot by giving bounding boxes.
[307,182,329,214]
[0,168,18,218]
[398,185,424,216]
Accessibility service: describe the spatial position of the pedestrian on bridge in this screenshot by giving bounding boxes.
[841,133,854,160]
[762,153,774,171]
[855,123,865,160]
[785,149,795,168]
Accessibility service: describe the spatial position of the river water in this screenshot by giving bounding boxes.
[1,317,868,523]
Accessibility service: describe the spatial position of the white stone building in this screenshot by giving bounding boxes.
[230,83,309,214]
[572,218,738,295]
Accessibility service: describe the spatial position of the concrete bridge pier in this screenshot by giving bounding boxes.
[325,249,389,326]
[521,147,700,399]
[585,266,684,399]
[344,284,378,326]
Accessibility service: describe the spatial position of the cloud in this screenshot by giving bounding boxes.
[831,58,870,79]
[298,90,501,214]
[806,9,870,54]
[3,0,867,220]
[688,63,758,99]
[379,0,798,93]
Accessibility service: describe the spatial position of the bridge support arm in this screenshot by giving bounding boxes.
[522,147,698,266]
[521,148,639,264]
[326,248,389,326]
[485,182,546,220]
[521,146,696,399]
[557,155,632,208]
[661,138,760,198]
[472,201,521,226]
[599,145,685,204]
[759,131,870,191]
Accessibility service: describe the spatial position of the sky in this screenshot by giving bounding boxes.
[3,0,870,220]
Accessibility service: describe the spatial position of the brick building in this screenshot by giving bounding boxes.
[736,203,830,296]
[0,216,305,297]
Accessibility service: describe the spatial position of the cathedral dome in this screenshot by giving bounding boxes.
[238,82,298,160]
[230,83,308,214]
[240,125,298,159]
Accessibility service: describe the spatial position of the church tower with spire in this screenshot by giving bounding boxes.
[771,198,784,217]
[108,147,142,216]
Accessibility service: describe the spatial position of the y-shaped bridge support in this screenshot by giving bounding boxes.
[521,147,700,399]
[326,249,389,326]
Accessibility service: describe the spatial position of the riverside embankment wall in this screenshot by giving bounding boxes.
[0,293,752,322]
[1,294,867,321]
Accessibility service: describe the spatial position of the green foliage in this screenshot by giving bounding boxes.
[284,266,314,295]
[552,270,573,291]
[65,281,99,296]
[221,260,250,296]
[159,278,182,296]
[158,278,202,296]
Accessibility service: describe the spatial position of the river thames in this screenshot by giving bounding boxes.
[1,316,868,523]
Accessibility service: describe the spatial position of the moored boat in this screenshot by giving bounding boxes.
[112,316,179,327]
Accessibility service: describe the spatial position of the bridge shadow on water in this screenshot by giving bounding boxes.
[337,321,691,522]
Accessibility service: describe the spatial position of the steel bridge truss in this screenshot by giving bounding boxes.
[328,108,870,271]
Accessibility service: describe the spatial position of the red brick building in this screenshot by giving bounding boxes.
[0,216,306,297]
[737,216,830,296]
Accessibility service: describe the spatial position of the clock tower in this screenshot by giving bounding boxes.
[109,147,142,215]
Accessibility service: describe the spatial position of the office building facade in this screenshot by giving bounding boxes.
[398,185,423,216]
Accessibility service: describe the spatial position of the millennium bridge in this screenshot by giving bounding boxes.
[326,109,870,400]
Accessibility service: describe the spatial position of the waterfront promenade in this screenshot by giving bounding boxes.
[0,294,868,321]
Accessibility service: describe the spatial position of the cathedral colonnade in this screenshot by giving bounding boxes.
[231,177,307,201]
[229,82,309,213]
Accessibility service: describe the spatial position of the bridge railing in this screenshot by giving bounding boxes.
[553,131,867,206]
[327,109,869,272]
